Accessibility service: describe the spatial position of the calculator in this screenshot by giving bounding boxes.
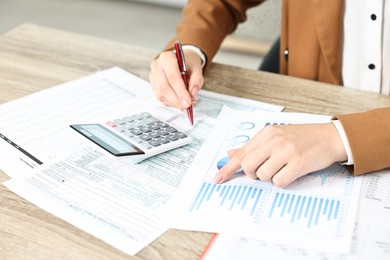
[70,112,192,163]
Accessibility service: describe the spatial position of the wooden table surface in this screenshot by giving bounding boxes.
[1,23,390,259]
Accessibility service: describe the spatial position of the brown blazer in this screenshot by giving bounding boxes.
[163,0,390,176]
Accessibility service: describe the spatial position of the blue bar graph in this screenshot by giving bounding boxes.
[187,181,347,236]
[267,191,344,229]
[189,182,269,221]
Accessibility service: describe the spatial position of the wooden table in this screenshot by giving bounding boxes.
[1,23,390,259]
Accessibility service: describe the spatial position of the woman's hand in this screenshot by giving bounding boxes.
[149,49,204,111]
[214,123,348,188]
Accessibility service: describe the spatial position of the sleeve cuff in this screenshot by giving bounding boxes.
[182,45,206,68]
[332,120,354,165]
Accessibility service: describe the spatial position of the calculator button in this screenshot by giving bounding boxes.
[139,134,152,141]
[132,136,143,143]
[134,122,145,127]
[166,134,179,141]
[114,126,125,133]
[122,116,134,123]
[145,117,157,124]
[157,137,170,144]
[129,115,139,121]
[130,129,143,135]
[124,124,135,130]
[157,129,169,136]
[123,130,134,137]
[139,142,152,149]
[148,140,161,147]
[166,127,178,133]
[113,119,125,125]
[139,112,151,118]
[175,132,187,139]
[148,123,161,130]
[139,126,152,133]
[148,132,160,138]
[137,118,147,124]
[157,122,169,128]
[130,123,139,128]
[133,114,143,120]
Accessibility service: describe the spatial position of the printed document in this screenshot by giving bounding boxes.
[201,170,390,260]
[3,68,282,255]
[165,106,362,253]
[0,67,150,177]
[0,67,281,178]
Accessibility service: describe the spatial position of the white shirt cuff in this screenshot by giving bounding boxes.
[182,45,206,68]
[332,120,354,165]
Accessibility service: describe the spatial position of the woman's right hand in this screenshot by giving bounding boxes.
[149,49,204,111]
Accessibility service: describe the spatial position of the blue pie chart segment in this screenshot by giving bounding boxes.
[216,156,244,174]
[217,156,230,170]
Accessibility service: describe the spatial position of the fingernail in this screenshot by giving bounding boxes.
[213,172,223,184]
[191,86,199,97]
[182,98,190,108]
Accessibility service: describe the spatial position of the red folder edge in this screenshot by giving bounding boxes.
[198,233,219,260]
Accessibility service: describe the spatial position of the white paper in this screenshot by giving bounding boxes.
[0,67,151,178]
[0,67,282,179]
[202,170,390,260]
[166,106,362,253]
[5,122,214,255]
[115,88,283,134]
[3,68,283,255]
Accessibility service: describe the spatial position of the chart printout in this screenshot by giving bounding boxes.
[166,106,362,253]
[202,170,390,260]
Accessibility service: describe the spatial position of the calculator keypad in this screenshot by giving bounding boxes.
[106,112,188,150]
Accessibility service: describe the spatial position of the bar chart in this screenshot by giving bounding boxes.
[265,191,346,236]
[187,178,347,236]
[189,181,271,223]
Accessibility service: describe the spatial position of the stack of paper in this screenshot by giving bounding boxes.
[3,68,388,259]
[0,67,282,255]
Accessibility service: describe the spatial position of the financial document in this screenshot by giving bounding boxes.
[0,68,150,177]
[202,170,390,260]
[3,68,282,255]
[0,67,281,178]
[166,106,362,253]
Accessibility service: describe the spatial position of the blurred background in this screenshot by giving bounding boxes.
[0,0,281,70]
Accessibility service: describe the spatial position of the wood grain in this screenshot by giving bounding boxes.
[1,23,390,260]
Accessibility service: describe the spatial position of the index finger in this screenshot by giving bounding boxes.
[213,128,270,184]
[213,149,245,184]
[214,145,253,184]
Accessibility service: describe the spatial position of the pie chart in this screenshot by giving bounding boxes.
[216,156,244,174]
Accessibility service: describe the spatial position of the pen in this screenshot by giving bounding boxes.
[174,41,194,125]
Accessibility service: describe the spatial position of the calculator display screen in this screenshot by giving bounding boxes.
[70,124,144,156]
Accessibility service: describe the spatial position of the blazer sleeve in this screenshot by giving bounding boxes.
[333,107,390,175]
[162,0,264,70]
